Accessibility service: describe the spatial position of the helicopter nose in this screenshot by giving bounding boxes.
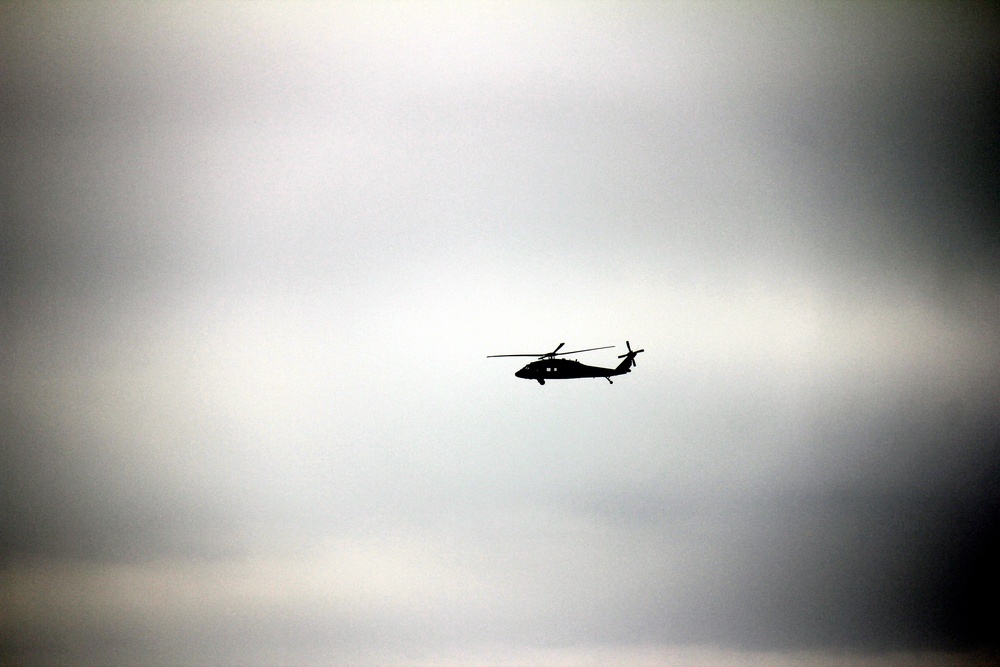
[514,367,527,378]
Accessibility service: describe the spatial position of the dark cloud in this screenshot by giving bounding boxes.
[554,396,1000,651]
[768,16,1000,284]
[0,406,232,565]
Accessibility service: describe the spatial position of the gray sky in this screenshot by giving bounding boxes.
[2,2,998,665]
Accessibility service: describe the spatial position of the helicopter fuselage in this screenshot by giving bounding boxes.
[514,358,631,385]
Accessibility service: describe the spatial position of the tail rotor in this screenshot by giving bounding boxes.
[617,340,644,368]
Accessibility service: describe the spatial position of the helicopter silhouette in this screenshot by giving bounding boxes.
[488,341,644,385]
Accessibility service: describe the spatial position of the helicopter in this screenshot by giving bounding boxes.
[488,341,644,385]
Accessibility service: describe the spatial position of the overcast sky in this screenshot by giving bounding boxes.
[2,3,999,666]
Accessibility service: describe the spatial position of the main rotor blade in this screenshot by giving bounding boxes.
[491,342,568,360]
[489,343,612,359]
[487,353,549,358]
[557,345,614,356]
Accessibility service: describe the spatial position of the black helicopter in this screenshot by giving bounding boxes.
[488,341,644,385]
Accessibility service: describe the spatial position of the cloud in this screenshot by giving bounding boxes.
[2,2,999,665]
